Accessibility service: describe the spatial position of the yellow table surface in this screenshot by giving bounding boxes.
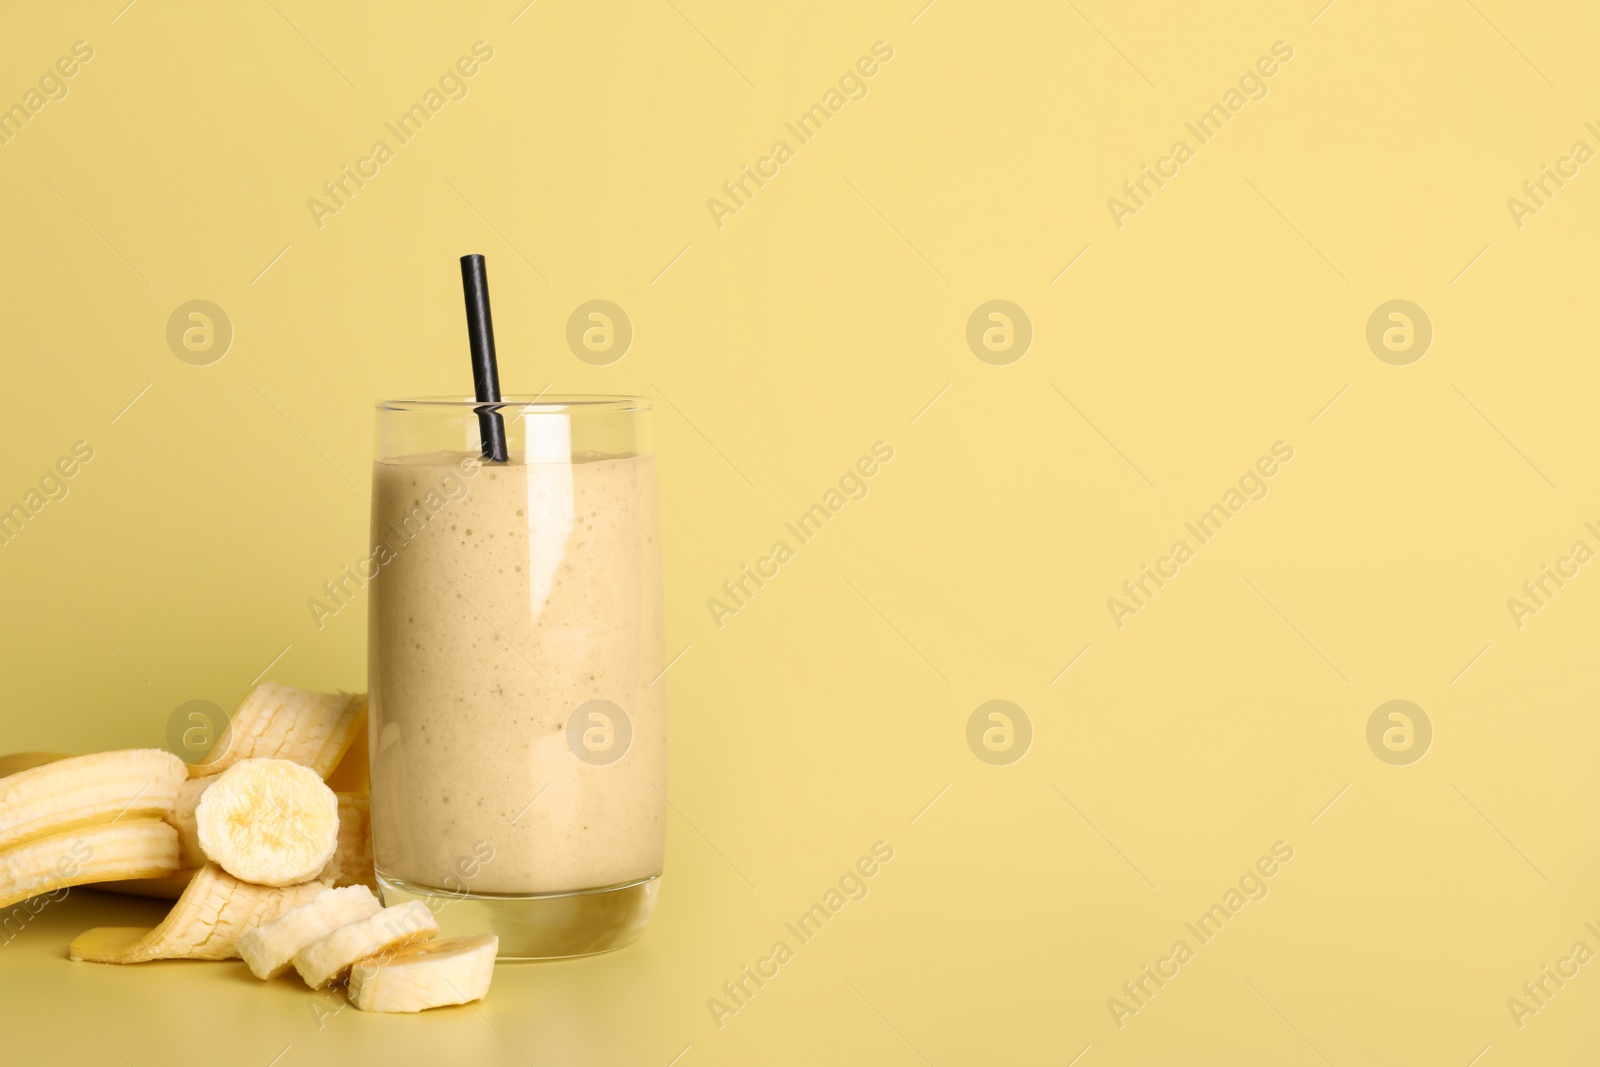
[3,1,1598,1063]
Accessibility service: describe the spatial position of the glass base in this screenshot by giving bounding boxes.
[376,872,660,959]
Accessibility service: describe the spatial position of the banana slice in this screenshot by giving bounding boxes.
[190,684,364,780]
[0,819,178,909]
[293,900,438,989]
[196,759,339,887]
[238,884,382,979]
[332,794,375,889]
[0,750,187,851]
[348,934,498,1013]
[69,861,336,962]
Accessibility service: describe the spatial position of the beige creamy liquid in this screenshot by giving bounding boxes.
[368,450,665,895]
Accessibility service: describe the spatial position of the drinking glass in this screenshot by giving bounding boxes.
[367,396,665,958]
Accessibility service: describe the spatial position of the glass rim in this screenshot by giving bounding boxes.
[377,394,650,414]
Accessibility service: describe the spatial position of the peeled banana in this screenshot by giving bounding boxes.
[195,759,339,887]
[0,818,179,909]
[294,900,438,989]
[0,749,186,852]
[348,934,498,1013]
[6,683,500,1014]
[68,861,337,962]
[238,884,382,979]
[190,684,365,780]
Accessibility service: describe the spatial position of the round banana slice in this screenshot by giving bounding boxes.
[238,884,382,979]
[195,759,339,887]
[293,900,439,989]
[348,934,499,1013]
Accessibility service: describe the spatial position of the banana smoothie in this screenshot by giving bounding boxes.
[367,449,665,896]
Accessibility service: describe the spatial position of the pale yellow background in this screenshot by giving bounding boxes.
[2,0,1597,1063]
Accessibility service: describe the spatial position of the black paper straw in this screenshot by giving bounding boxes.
[460,253,507,462]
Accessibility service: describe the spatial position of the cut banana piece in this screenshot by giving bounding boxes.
[190,684,365,780]
[195,759,338,887]
[293,900,438,989]
[0,819,178,909]
[0,749,187,852]
[69,861,336,962]
[238,884,382,979]
[348,934,498,1013]
[332,793,375,889]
